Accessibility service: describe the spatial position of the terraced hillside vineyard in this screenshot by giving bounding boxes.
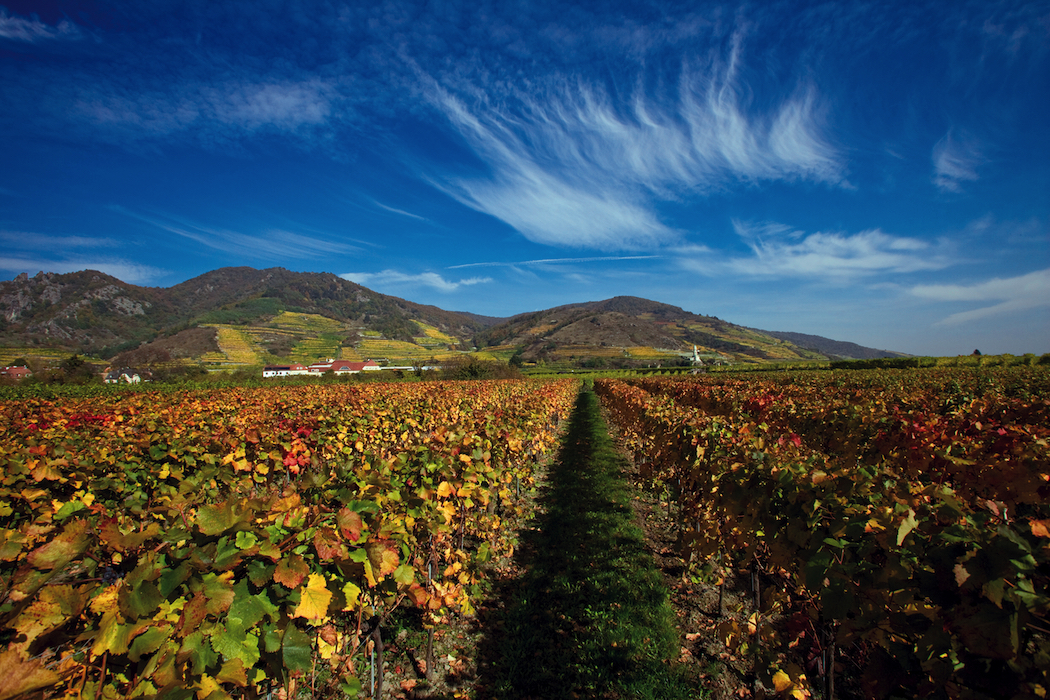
[596,367,1049,699]
[0,379,578,699]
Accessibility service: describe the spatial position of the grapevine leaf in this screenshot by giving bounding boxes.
[246,560,276,587]
[199,572,236,615]
[234,531,258,550]
[178,594,208,637]
[13,584,88,645]
[274,555,309,589]
[341,581,362,609]
[1032,519,1050,538]
[216,659,248,687]
[282,624,313,673]
[27,519,90,570]
[982,578,1005,608]
[214,536,246,570]
[0,649,61,700]
[366,541,400,578]
[336,508,364,542]
[261,621,282,653]
[197,501,251,536]
[896,509,918,547]
[119,579,164,619]
[178,631,218,676]
[92,611,134,658]
[228,579,278,629]
[159,562,192,598]
[772,670,792,692]
[293,573,332,622]
[313,528,347,562]
[210,618,260,667]
[393,564,415,586]
[129,625,169,662]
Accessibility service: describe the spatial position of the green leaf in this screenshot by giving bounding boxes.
[346,500,379,514]
[159,562,192,598]
[209,618,261,668]
[119,580,164,619]
[196,501,252,536]
[982,578,1005,608]
[261,622,282,653]
[282,624,313,673]
[178,631,218,676]
[393,564,415,585]
[54,500,86,521]
[246,560,275,587]
[214,536,244,570]
[129,625,168,662]
[235,531,258,550]
[228,580,278,629]
[198,572,235,615]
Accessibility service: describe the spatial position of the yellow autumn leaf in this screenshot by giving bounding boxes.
[436,481,454,498]
[772,669,793,692]
[293,573,332,623]
[341,581,362,610]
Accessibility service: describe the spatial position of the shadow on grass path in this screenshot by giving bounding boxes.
[478,387,695,699]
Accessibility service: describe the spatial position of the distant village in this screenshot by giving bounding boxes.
[261,359,382,377]
[0,357,422,383]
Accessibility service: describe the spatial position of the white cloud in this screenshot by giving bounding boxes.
[76,79,335,138]
[421,35,845,251]
[112,207,357,260]
[209,80,332,130]
[0,9,83,42]
[0,231,120,249]
[910,268,1050,325]
[448,255,659,269]
[932,131,981,192]
[370,200,428,221]
[340,270,491,292]
[0,257,167,285]
[716,221,951,278]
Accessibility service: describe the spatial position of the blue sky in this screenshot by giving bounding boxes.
[1,0,1047,355]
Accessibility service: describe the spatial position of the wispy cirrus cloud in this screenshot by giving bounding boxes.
[0,230,120,249]
[448,255,659,269]
[112,207,358,259]
[932,131,981,192]
[421,28,845,251]
[369,199,428,222]
[0,8,83,43]
[76,79,335,139]
[910,268,1050,325]
[340,270,491,292]
[0,256,166,284]
[682,221,952,279]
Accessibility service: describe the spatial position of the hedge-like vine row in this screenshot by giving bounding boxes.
[595,369,1048,699]
[0,378,579,699]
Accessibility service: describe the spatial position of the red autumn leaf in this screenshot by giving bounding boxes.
[336,508,364,542]
[313,528,347,561]
[274,555,310,589]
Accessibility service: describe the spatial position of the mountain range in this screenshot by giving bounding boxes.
[0,267,906,369]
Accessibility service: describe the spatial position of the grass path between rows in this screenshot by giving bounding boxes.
[485,386,696,699]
